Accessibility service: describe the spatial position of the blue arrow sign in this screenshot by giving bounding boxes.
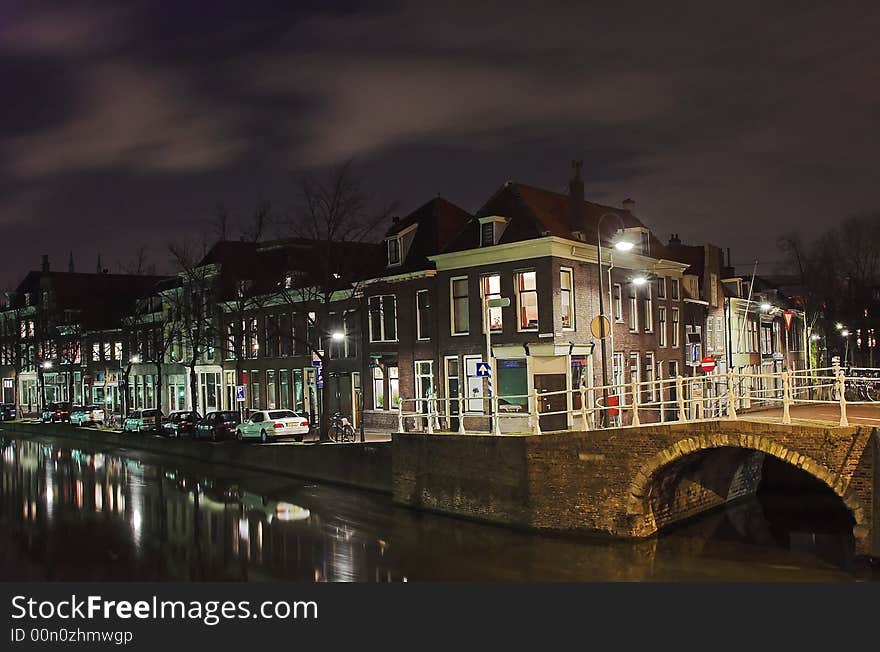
[476,362,492,377]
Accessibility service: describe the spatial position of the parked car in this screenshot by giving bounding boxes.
[0,404,17,421]
[195,411,242,441]
[70,405,105,426]
[41,402,72,423]
[235,409,310,443]
[122,408,164,433]
[162,410,202,438]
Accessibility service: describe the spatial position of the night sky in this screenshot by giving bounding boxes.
[2,0,879,291]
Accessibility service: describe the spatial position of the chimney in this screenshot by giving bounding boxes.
[622,198,635,214]
[668,233,681,246]
[68,251,74,273]
[568,160,584,231]
[41,254,50,273]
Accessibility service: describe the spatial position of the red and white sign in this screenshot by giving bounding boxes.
[782,310,794,331]
[700,356,716,373]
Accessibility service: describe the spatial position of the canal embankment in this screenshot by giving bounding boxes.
[0,420,392,493]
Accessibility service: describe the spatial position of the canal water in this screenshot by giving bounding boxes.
[0,435,872,581]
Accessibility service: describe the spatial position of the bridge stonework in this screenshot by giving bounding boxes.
[392,420,880,556]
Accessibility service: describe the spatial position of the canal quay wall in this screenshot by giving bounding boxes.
[1,421,392,493]
[392,420,880,556]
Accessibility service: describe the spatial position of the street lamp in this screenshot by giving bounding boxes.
[631,275,648,286]
[331,331,345,342]
[760,302,772,312]
[41,360,53,370]
[130,354,141,364]
[836,322,844,330]
[596,212,633,426]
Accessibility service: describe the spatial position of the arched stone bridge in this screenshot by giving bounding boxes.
[393,419,880,556]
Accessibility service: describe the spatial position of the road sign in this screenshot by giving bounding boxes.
[235,385,246,402]
[316,366,324,389]
[700,356,716,373]
[590,315,611,339]
[475,362,492,377]
[311,360,322,367]
[782,310,794,331]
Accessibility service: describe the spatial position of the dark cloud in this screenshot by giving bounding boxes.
[1,0,879,289]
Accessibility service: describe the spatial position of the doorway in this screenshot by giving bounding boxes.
[534,373,567,431]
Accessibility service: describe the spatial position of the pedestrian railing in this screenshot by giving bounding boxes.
[394,363,879,434]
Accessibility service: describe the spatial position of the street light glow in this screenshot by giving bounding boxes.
[811,334,821,341]
[760,302,772,311]
[836,322,844,330]
[841,329,850,337]
[631,275,647,286]
[130,354,141,363]
[614,240,634,252]
[41,361,52,370]
[331,331,345,342]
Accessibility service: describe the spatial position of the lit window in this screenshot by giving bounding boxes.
[481,274,502,332]
[515,271,538,330]
[560,268,574,330]
[372,366,385,409]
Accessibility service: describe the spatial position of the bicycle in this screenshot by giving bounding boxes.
[328,413,356,442]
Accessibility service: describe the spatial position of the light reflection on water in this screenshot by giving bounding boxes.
[0,436,872,582]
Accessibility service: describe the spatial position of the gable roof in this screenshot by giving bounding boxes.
[443,182,655,253]
[385,197,471,272]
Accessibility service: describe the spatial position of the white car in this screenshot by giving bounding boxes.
[235,410,310,443]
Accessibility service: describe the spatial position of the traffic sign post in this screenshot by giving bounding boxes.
[235,385,246,402]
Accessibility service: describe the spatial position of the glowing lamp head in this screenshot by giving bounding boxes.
[631,275,648,286]
[331,331,345,342]
[41,361,52,370]
[614,240,634,252]
[835,322,844,330]
[760,302,772,311]
[841,329,850,337]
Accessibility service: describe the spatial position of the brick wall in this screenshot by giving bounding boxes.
[393,421,879,556]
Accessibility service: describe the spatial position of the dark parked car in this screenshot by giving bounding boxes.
[41,402,72,423]
[195,411,242,441]
[162,411,202,438]
[0,404,17,421]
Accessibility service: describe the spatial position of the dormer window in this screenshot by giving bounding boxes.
[640,232,650,256]
[387,237,401,266]
[478,216,508,247]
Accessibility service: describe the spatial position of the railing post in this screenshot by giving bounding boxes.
[743,375,751,409]
[676,375,687,422]
[433,396,441,432]
[580,387,588,431]
[727,371,738,420]
[531,388,542,435]
[492,393,501,436]
[397,399,404,433]
[458,393,466,435]
[426,398,434,434]
[838,369,849,427]
[631,377,640,427]
[781,371,792,425]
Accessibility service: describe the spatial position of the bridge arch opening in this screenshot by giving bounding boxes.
[629,439,859,569]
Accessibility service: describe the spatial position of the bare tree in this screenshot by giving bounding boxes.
[276,163,394,440]
[168,242,217,416]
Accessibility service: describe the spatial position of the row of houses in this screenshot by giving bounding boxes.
[0,163,808,431]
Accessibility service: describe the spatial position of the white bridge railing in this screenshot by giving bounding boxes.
[394,364,879,435]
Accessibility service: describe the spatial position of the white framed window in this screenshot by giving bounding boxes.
[560,267,574,330]
[414,360,434,400]
[613,284,623,322]
[671,308,680,347]
[372,366,385,409]
[710,273,719,307]
[670,278,680,301]
[657,276,666,299]
[368,295,397,342]
[416,289,430,341]
[628,286,638,332]
[629,352,640,386]
[481,274,502,332]
[643,284,653,332]
[658,307,667,347]
[644,352,656,402]
[706,317,714,351]
[515,270,538,331]
[387,237,401,266]
[388,366,400,408]
[451,277,469,335]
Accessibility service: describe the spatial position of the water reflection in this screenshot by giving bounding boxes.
[0,436,872,582]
